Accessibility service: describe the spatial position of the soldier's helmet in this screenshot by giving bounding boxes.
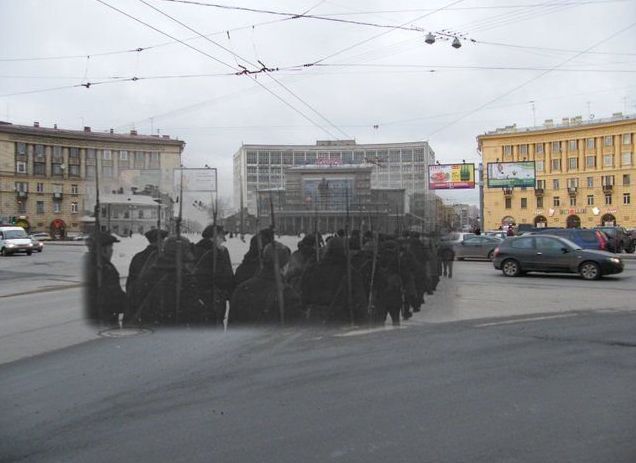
[85,231,120,248]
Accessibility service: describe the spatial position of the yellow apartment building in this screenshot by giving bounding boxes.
[477,114,635,230]
[0,121,184,237]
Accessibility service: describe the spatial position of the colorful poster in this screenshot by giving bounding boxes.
[487,161,536,188]
[428,163,475,190]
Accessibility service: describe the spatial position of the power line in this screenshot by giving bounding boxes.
[94,0,343,139]
[425,19,636,139]
[137,0,351,139]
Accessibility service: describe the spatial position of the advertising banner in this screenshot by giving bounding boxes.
[487,161,536,188]
[428,163,475,190]
[173,168,217,192]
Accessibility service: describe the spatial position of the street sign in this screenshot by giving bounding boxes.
[173,168,217,192]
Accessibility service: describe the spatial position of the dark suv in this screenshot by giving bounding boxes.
[594,226,635,253]
[531,228,607,251]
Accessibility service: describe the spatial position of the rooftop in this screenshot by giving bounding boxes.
[239,139,431,150]
[479,112,636,138]
[100,194,164,206]
[0,121,185,147]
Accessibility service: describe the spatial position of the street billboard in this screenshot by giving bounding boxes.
[173,168,218,192]
[428,163,475,190]
[487,161,536,188]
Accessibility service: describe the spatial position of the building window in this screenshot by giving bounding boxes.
[86,165,95,179]
[519,144,528,156]
[551,159,561,171]
[586,138,595,150]
[551,141,561,153]
[603,154,613,167]
[102,166,113,177]
[138,209,144,219]
[34,162,46,176]
[52,163,64,176]
[36,182,44,193]
[53,201,61,213]
[36,201,45,214]
[16,142,27,155]
[17,200,26,213]
[16,161,27,174]
[568,140,578,151]
[587,195,594,205]
[52,184,63,194]
[605,194,612,205]
[622,133,632,145]
[246,151,257,164]
[15,182,28,192]
[505,197,512,209]
[552,179,560,190]
[624,193,631,205]
[119,150,128,160]
[553,196,560,207]
[503,145,512,156]
[568,157,578,170]
[102,150,112,161]
[71,184,79,194]
[536,196,543,208]
[149,152,160,169]
[69,165,80,177]
[602,175,615,186]
[536,160,544,172]
[567,178,579,188]
[604,135,613,147]
[536,179,546,189]
[71,202,79,213]
[623,174,631,186]
[69,147,80,163]
[536,143,544,154]
[520,198,527,209]
[587,176,594,188]
[569,196,576,207]
[622,152,632,165]
[585,155,596,168]
[134,152,145,169]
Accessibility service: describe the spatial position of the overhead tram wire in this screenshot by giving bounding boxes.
[466,2,578,35]
[137,0,351,139]
[94,0,341,140]
[424,19,636,140]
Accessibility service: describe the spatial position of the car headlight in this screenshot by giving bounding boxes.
[7,243,15,247]
[608,257,621,264]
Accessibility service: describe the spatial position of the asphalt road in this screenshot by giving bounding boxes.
[1,310,635,463]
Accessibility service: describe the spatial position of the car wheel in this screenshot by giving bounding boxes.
[27,250,32,256]
[579,261,601,280]
[457,257,464,261]
[616,243,624,254]
[1,248,9,257]
[625,242,635,254]
[487,250,494,261]
[502,259,521,277]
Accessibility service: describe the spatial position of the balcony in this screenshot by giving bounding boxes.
[534,188,544,197]
[567,187,578,196]
[503,187,513,197]
[602,184,614,193]
[16,191,28,199]
[53,192,63,200]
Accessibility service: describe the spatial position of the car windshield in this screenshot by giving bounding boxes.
[4,230,27,239]
[557,236,582,250]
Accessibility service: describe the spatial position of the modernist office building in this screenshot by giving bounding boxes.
[478,113,636,230]
[233,139,435,215]
[0,121,184,237]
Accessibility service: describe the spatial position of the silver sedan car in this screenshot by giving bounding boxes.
[454,235,503,261]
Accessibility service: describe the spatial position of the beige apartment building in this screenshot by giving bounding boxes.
[477,114,635,230]
[0,121,184,237]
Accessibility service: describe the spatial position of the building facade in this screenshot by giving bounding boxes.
[478,114,635,230]
[233,139,435,215]
[256,164,406,234]
[0,121,184,237]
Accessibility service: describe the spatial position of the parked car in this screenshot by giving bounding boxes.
[485,230,508,240]
[30,232,53,241]
[71,234,90,241]
[454,235,502,260]
[29,236,44,252]
[530,228,608,251]
[0,226,34,256]
[440,232,475,246]
[492,234,624,280]
[594,226,635,253]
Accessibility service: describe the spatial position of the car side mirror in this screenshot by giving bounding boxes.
[561,247,569,254]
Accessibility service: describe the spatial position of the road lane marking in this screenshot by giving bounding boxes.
[474,313,577,328]
[335,325,408,337]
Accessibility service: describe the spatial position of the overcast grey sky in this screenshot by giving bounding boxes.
[2,0,636,206]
